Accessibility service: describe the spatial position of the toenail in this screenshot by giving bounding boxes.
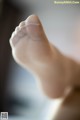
[25,15,40,25]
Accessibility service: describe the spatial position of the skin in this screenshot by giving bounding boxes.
[9,15,80,99]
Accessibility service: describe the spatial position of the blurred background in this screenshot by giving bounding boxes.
[0,0,80,120]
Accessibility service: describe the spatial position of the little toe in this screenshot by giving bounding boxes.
[10,31,20,47]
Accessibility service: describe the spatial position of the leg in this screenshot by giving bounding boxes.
[9,15,80,98]
[52,88,80,120]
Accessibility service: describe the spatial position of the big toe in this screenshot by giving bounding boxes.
[25,15,47,40]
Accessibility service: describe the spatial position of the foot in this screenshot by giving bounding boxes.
[9,15,70,98]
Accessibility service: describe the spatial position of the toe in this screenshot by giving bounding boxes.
[10,31,20,47]
[25,15,48,41]
[25,15,40,25]
[15,26,20,32]
[19,21,25,27]
[10,26,27,47]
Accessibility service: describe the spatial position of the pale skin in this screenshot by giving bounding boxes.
[9,15,80,99]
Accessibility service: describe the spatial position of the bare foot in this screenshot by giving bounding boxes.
[9,15,80,98]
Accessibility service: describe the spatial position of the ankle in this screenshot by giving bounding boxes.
[64,56,80,87]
